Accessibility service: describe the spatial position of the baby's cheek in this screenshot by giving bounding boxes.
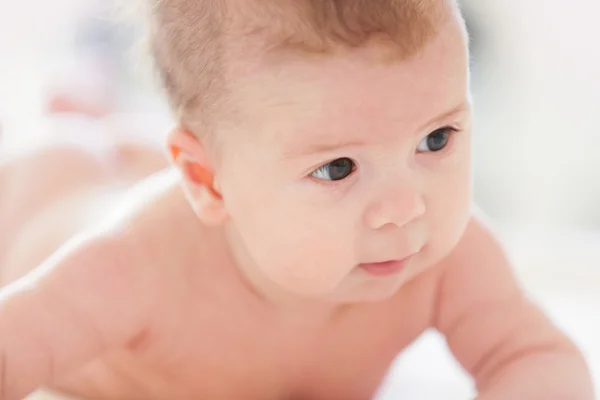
[227,188,356,295]
[421,178,470,262]
[428,199,470,263]
[258,220,355,296]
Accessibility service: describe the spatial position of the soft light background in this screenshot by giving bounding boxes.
[0,0,598,398]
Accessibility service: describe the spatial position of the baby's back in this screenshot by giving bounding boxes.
[0,146,120,284]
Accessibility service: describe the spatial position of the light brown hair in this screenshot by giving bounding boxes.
[142,0,455,137]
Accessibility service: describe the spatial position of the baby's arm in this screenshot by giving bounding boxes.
[0,231,153,399]
[433,216,594,399]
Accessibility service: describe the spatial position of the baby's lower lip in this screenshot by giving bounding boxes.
[359,257,413,276]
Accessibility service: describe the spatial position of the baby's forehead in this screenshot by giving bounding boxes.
[233,27,469,135]
[240,91,469,161]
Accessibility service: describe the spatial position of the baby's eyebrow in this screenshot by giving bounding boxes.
[417,101,470,132]
[287,138,367,158]
[284,101,470,159]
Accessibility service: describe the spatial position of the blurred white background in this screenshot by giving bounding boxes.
[1,0,599,398]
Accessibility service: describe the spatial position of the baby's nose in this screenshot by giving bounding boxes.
[364,182,426,230]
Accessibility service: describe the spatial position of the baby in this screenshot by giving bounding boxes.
[0,0,594,399]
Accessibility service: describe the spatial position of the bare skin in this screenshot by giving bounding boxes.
[0,173,591,400]
[0,8,593,400]
[37,174,439,400]
[1,123,434,398]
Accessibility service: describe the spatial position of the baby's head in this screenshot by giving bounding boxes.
[151,0,472,303]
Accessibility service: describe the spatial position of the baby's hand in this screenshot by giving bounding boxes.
[0,229,156,399]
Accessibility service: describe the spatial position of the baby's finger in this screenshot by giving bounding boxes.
[0,232,152,399]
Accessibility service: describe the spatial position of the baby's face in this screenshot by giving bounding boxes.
[215,19,471,303]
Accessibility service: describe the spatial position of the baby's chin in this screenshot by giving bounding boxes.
[272,271,406,305]
[339,283,405,304]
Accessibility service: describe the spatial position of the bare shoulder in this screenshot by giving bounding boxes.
[26,210,176,330]
[101,168,219,288]
[108,169,205,259]
[95,169,233,322]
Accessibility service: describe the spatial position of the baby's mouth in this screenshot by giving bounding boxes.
[358,254,415,277]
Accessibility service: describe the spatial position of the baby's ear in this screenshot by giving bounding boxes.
[166,127,228,226]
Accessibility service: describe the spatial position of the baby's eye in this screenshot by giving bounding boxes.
[416,127,454,153]
[310,157,356,181]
